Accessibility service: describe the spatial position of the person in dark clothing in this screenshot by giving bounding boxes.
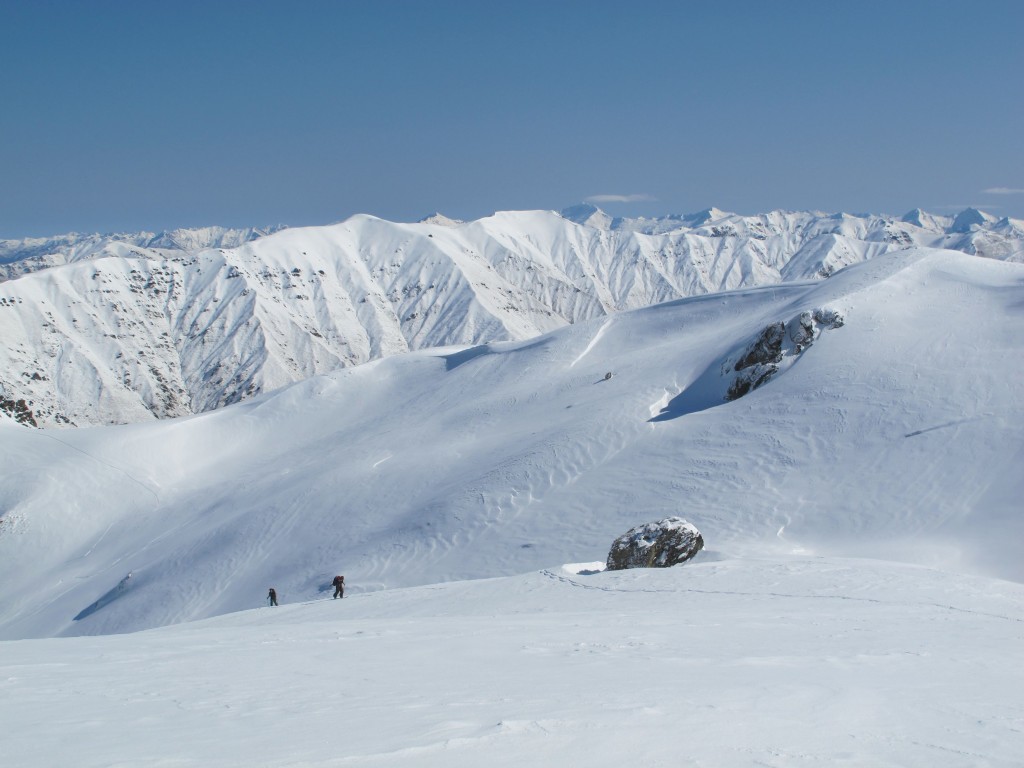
[332,575,345,599]
[268,587,278,606]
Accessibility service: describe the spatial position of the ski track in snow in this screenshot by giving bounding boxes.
[34,430,162,505]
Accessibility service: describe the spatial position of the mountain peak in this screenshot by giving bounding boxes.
[901,208,928,226]
[560,203,612,229]
[950,207,998,233]
[900,208,955,233]
[684,207,729,226]
[417,213,462,227]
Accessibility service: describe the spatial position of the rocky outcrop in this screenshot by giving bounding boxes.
[606,517,704,570]
[726,321,786,400]
[0,396,38,427]
[725,308,844,401]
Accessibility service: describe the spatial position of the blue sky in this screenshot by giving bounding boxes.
[2,0,1022,236]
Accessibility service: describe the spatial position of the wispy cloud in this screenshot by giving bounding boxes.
[584,193,657,204]
[982,187,1024,195]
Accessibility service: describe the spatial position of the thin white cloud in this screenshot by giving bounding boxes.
[584,193,657,204]
[982,187,1024,195]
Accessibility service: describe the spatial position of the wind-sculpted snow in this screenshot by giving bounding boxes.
[0,249,1021,640]
[1,206,1021,426]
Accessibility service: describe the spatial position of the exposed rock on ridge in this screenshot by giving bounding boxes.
[725,308,845,402]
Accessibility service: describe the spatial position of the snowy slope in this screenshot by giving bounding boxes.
[1,248,1021,640]
[2,557,1022,767]
[2,206,1022,427]
[1,247,1022,766]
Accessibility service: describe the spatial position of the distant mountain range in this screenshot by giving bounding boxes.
[1,205,1021,427]
[0,225,287,281]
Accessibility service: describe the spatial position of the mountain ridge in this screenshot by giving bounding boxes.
[1,206,1021,427]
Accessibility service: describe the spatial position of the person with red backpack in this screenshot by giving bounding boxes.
[332,575,345,599]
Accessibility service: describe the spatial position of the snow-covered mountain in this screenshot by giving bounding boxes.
[1,247,1021,639]
[2,206,1022,428]
[2,246,1022,765]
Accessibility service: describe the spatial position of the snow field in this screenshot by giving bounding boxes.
[2,556,1022,766]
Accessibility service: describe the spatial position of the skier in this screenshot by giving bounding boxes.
[267,587,278,606]
[332,575,345,599]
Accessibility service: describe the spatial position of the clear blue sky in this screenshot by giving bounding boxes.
[2,0,1022,236]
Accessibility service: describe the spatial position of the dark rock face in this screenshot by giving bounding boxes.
[733,321,785,372]
[726,322,785,401]
[725,307,845,402]
[0,397,38,427]
[606,517,704,570]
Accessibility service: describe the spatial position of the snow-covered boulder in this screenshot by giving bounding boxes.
[606,517,704,570]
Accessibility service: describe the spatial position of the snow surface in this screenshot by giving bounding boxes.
[1,247,1022,764]
[2,557,1023,766]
